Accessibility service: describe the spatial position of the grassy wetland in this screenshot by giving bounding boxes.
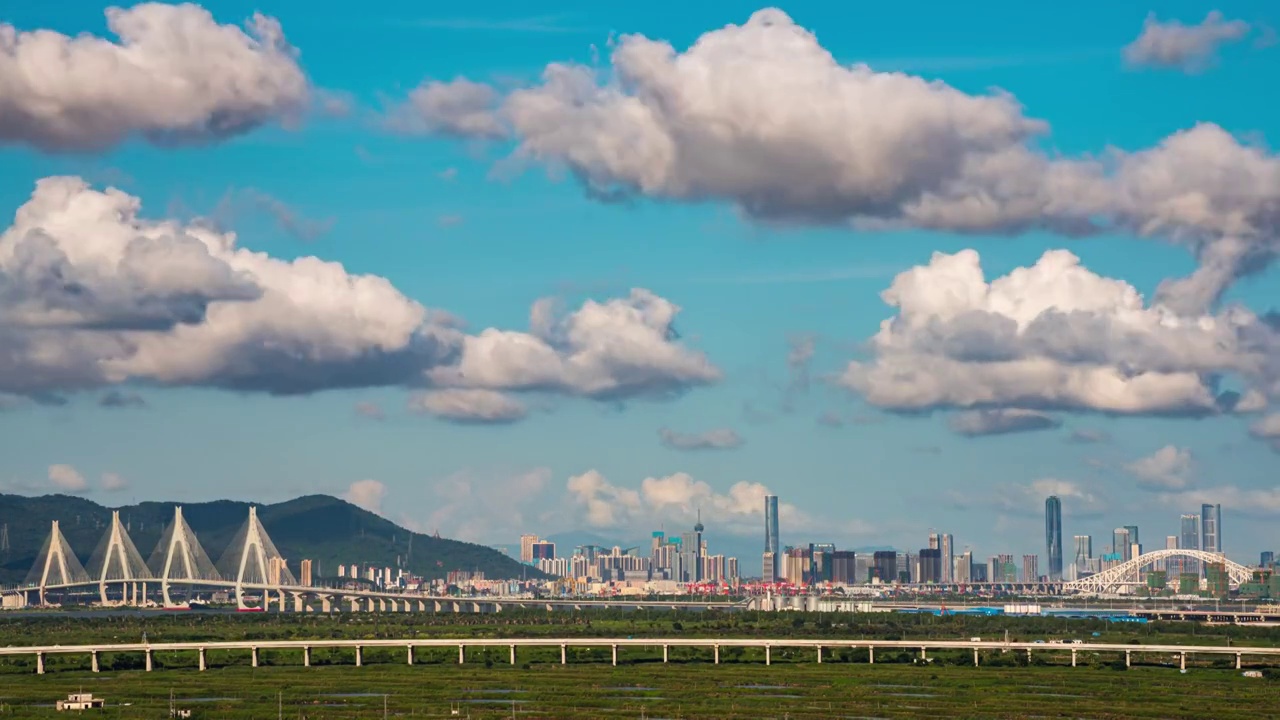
[1,609,1278,718]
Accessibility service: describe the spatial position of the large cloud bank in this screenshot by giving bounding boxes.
[839,248,1278,417]
[0,177,718,406]
[395,9,1280,316]
[0,3,309,152]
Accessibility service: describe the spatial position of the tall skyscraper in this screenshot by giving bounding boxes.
[520,534,538,563]
[1112,527,1132,561]
[1180,514,1201,578]
[940,533,954,583]
[1123,525,1139,548]
[764,495,780,580]
[1045,496,1063,581]
[1201,503,1221,556]
[1072,535,1092,573]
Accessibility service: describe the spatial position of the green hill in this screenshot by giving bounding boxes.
[0,493,544,585]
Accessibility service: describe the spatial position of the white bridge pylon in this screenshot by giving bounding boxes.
[215,506,295,610]
[24,520,89,602]
[1064,549,1253,594]
[86,511,153,605]
[147,506,221,608]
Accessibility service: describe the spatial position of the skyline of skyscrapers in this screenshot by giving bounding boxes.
[1045,496,1063,581]
[522,491,1255,588]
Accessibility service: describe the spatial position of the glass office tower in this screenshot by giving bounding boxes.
[1045,496,1063,581]
[764,495,780,580]
[1201,503,1221,557]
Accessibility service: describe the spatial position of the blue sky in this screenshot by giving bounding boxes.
[1,0,1278,567]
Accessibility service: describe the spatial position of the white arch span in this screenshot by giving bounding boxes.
[1064,549,1253,594]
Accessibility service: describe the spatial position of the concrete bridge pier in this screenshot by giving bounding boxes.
[1026,648,1032,662]
[1071,649,1077,667]
[714,645,720,665]
[1236,653,1242,669]
[198,648,206,672]
[662,645,669,663]
[974,648,980,667]
[252,647,259,668]
[1125,650,1131,668]
[377,598,386,612]
[36,652,44,675]
[291,593,304,613]
[90,651,98,673]
[355,646,363,667]
[817,646,823,664]
[611,644,617,666]
[303,647,311,667]
[458,645,465,665]
[765,645,771,666]
[388,599,398,612]
[407,646,415,665]
[1180,652,1187,671]
[921,647,928,661]
[510,645,516,666]
[145,650,152,672]
[320,596,332,613]
[869,647,875,664]
[560,644,567,665]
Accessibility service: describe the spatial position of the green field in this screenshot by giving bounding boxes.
[2,662,1278,719]
[1,611,1278,718]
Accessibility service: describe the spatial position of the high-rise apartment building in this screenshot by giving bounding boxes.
[831,551,857,584]
[299,558,313,587]
[520,534,539,563]
[1180,513,1201,577]
[764,495,780,580]
[919,548,942,583]
[1022,554,1039,583]
[1163,535,1179,574]
[268,556,286,586]
[1045,496,1063,581]
[1124,525,1139,547]
[872,551,897,583]
[761,551,776,583]
[1201,503,1221,556]
[954,550,972,583]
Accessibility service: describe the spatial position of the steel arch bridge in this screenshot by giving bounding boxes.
[1064,549,1252,594]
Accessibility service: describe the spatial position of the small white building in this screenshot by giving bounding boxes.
[56,692,104,710]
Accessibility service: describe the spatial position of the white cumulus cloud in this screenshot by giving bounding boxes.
[1124,445,1196,490]
[0,3,309,152]
[1251,414,1280,452]
[839,248,1275,416]
[410,389,527,424]
[0,177,719,409]
[947,409,1061,437]
[394,11,1280,316]
[1123,11,1252,72]
[565,469,797,535]
[47,464,87,493]
[100,472,128,492]
[343,479,386,515]
[658,427,743,450]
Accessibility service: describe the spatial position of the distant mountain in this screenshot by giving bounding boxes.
[0,494,546,585]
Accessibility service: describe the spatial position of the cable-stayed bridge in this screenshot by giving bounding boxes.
[4,506,743,613]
